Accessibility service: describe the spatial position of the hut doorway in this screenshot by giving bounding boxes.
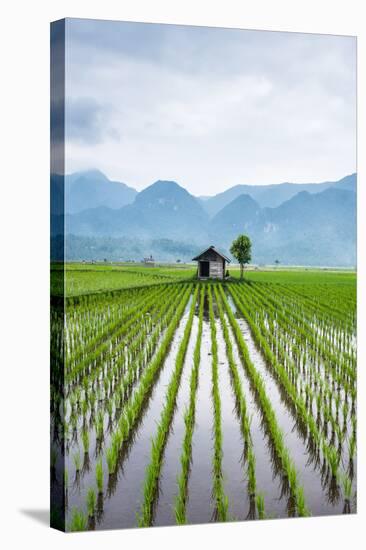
[200,261,209,277]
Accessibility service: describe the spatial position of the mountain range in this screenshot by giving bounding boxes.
[51,171,357,266]
[51,169,137,215]
[200,173,356,216]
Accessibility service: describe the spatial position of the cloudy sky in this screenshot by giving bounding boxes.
[64,18,356,196]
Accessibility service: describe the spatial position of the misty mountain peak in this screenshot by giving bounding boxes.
[137,180,190,199]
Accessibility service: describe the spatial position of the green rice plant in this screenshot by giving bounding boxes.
[70,413,78,433]
[247,448,257,498]
[335,424,344,447]
[89,391,96,411]
[287,460,298,495]
[75,388,81,406]
[256,493,266,519]
[95,411,104,441]
[81,429,89,455]
[69,508,87,532]
[106,444,118,475]
[326,445,340,478]
[86,488,96,518]
[96,459,104,494]
[106,398,113,418]
[81,399,88,418]
[348,434,356,460]
[73,452,81,473]
[296,486,309,517]
[341,473,352,502]
[351,415,357,435]
[174,505,186,525]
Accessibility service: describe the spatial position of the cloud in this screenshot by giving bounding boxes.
[63,19,356,194]
[65,96,120,144]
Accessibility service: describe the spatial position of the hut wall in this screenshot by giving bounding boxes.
[198,250,220,262]
[209,260,224,279]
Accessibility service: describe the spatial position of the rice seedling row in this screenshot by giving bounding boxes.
[207,285,229,521]
[138,286,199,526]
[174,286,205,524]
[213,286,257,509]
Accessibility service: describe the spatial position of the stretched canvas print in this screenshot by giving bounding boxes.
[50,18,357,532]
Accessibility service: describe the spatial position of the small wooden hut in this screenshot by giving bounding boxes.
[192,246,230,280]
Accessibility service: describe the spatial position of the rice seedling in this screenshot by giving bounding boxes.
[296,486,309,517]
[106,445,118,476]
[247,448,256,498]
[348,434,356,460]
[73,452,81,473]
[341,473,352,502]
[82,429,89,455]
[326,445,340,478]
[96,459,104,494]
[95,411,104,442]
[69,508,88,532]
[256,494,266,519]
[86,488,96,518]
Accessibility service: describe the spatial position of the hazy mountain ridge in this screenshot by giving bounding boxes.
[51,169,137,215]
[211,187,356,266]
[61,179,210,242]
[51,172,356,266]
[200,173,356,216]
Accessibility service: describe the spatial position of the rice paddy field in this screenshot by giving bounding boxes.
[51,263,196,296]
[50,264,357,531]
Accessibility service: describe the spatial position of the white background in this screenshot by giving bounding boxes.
[0,1,364,548]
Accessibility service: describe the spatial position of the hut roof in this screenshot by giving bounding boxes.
[192,245,231,263]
